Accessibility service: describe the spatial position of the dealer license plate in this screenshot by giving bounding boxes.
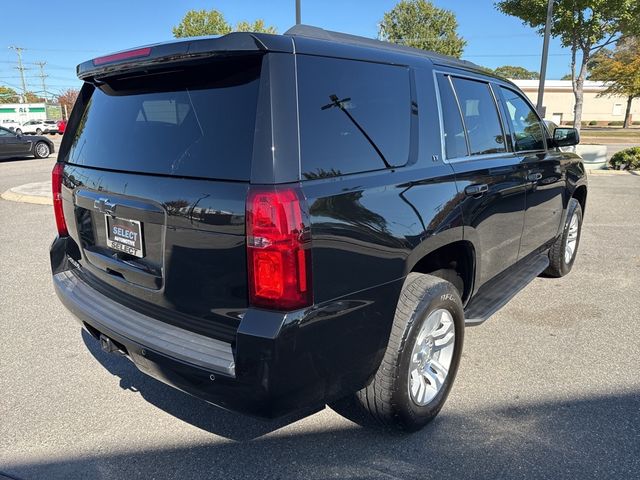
[105,215,144,258]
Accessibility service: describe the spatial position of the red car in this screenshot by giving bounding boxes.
[57,120,67,135]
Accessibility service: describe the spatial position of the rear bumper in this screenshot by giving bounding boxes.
[54,270,236,376]
[52,238,403,419]
[53,268,283,418]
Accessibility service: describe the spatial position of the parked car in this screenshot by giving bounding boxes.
[57,119,67,135]
[16,119,48,135]
[50,26,586,432]
[0,126,54,159]
[44,120,59,134]
[1,119,22,131]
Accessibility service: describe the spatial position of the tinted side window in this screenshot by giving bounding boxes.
[451,77,506,156]
[500,87,545,152]
[437,74,468,159]
[297,56,412,179]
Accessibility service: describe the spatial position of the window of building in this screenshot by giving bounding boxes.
[613,103,624,116]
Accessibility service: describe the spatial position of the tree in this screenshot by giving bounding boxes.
[0,86,19,103]
[236,20,277,34]
[589,37,640,128]
[379,0,466,58]
[172,9,276,38]
[561,73,573,80]
[496,0,640,131]
[56,89,79,118]
[493,65,540,79]
[24,92,46,103]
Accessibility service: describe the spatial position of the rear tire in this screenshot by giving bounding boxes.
[334,273,464,432]
[34,142,50,159]
[35,128,43,135]
[15,128,22,135]
[545,198,582,277]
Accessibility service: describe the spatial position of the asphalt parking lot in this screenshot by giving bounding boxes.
[1,144,639,479]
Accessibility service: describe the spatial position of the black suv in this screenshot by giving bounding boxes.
[51,26,586,431]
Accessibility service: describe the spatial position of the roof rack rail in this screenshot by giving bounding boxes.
[284,24,481,70]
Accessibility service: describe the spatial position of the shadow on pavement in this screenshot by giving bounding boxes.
[2,329,638,479]
[78,329,301,441]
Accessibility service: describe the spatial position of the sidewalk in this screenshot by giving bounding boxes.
[1,181,52,205]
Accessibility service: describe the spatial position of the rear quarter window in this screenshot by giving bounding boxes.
[297,56,412,179]
[65,56,262,181]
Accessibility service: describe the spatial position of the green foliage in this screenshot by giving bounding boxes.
[0,86,19,103]
[173,9,276,38]
[379,0,466,57]
[609,146,640,170]
[560,73,573,80]
[608,121,625,125]
[495,1,638,49]
[236,20,277,34]
[589,120,598,125]
[589,37,640,109]
[633,121,640,125]
[493,65,539,79]
[495,0,640,129]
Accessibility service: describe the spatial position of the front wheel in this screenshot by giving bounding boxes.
[545,198,583,277]
[334,274,464,432]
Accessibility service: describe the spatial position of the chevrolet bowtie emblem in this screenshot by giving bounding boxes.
[94,197,117,216]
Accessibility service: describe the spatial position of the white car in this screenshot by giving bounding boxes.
[1,119,21,131]
[16,120,49,135]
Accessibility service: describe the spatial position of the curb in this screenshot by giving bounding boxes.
[1,188,52,206]
[587,169,638,176]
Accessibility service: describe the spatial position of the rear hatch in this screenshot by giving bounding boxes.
[59,54,265,342]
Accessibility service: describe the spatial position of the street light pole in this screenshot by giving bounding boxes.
[536,0,554,117]
[296,0,301,25]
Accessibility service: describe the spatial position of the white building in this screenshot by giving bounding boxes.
[512,80,639,125]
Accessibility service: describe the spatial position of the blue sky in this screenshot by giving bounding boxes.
[0,0,574,96]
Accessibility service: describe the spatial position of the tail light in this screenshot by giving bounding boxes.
[246,186,312,310]
[52,162,68,237]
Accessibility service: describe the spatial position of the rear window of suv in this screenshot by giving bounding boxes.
[66,56,262,181]
[297,56,412,179]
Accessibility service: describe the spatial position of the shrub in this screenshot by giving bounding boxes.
[588,120,598,126]
[633,121,640,125]
[609,147,640,170]
[608,121,624,126]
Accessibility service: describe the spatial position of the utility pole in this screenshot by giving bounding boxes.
[35,61,49,103]
[295,0,301,25]
[9,46,28,98]
[536,0,554,117]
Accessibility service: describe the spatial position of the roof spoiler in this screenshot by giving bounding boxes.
[77,32,293,81]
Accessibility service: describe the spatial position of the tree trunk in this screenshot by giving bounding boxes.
[572,48,590,133]
[624,96,633,128]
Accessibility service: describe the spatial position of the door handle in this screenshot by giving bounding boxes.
[464,184,489,197]
[527,172,543,182]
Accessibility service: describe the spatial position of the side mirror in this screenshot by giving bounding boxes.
[552,127,580,147]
